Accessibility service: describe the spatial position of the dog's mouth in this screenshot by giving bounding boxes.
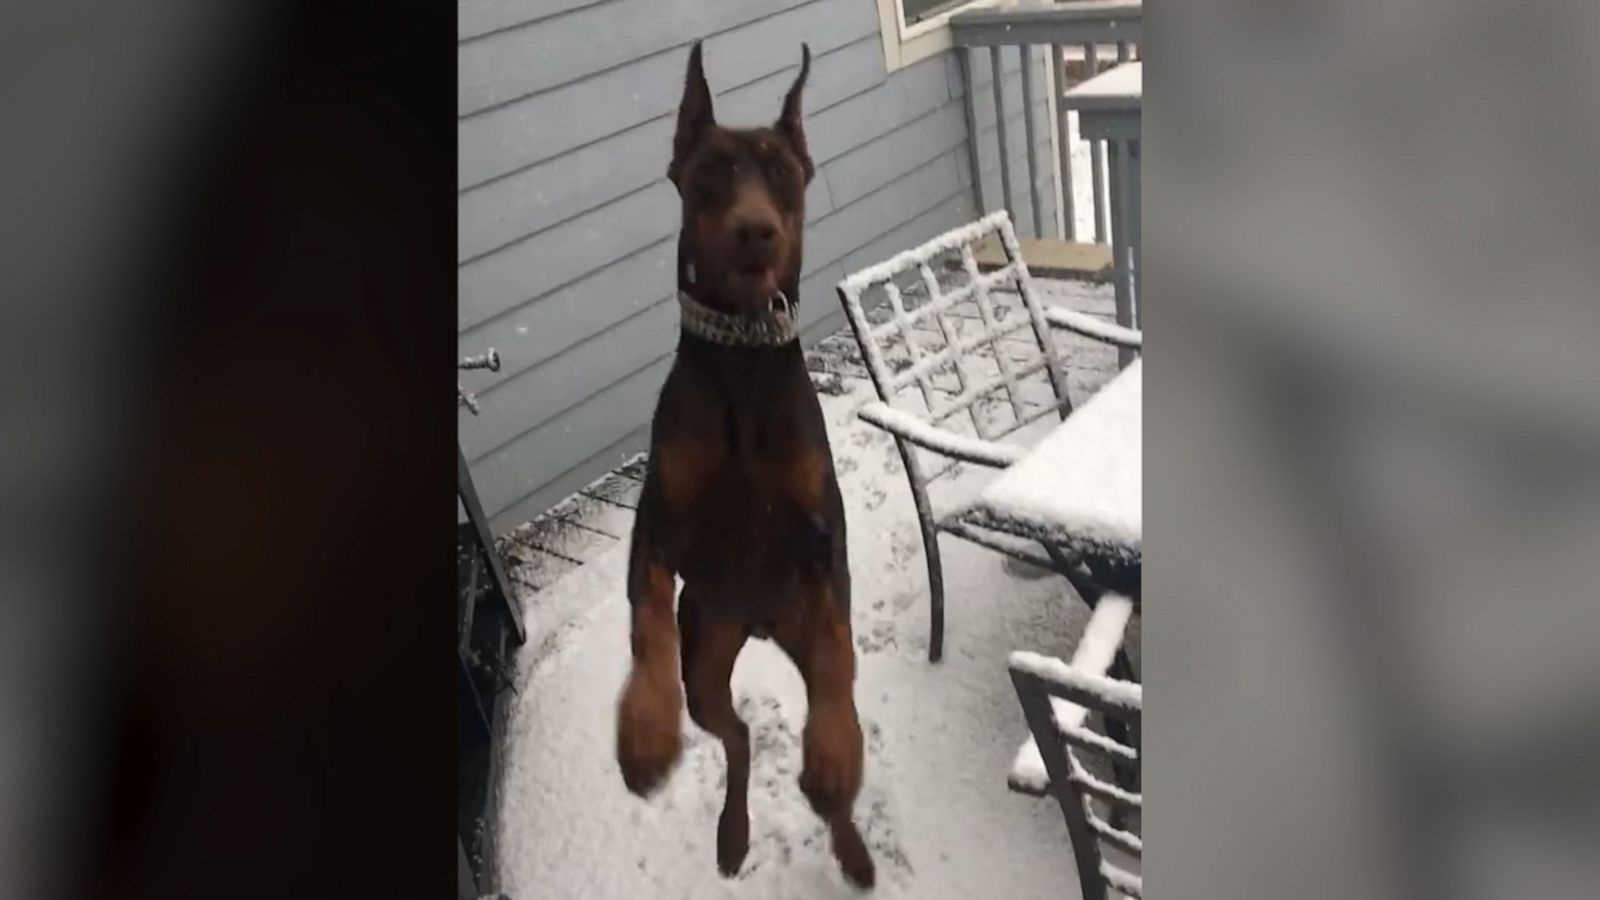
[731,263,779,301]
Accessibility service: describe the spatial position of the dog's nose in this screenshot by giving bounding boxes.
[734,218,778,247]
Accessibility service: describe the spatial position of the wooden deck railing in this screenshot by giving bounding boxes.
[949,0,1141,244]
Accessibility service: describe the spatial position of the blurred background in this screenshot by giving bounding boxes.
[1148,1,1600,898]
[0,2,456,898]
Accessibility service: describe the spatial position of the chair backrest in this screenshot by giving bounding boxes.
[835,212,1073,470]
[1010,640,1143,899]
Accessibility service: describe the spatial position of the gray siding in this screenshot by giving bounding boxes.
[459,0,1055,531]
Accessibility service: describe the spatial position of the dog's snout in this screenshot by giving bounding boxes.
[734,216,778,247]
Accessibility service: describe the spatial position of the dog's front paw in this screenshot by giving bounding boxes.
[617,667,683,796]
[799,705,863,812]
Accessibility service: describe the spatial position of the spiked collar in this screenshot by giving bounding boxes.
[677,289,798,347]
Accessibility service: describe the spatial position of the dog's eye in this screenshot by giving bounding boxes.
[705,159,740,186]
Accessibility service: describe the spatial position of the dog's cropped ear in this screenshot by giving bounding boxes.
[669,41,716,185]
[776,43,814,184]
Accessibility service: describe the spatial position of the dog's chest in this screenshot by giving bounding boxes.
[675,456,832,599]
[651,355,842,610]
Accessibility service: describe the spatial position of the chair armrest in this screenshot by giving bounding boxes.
[1009,650,1143,713]
[857,401,1024,468]
[1044,307,1142,349]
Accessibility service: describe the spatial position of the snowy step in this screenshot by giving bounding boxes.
[973,235,1113,283]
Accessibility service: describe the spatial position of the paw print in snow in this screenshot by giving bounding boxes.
[863,484,888,511]
[856,784,913,885]
[863,719,885,756]
[854,621,898,655]
[889,533,919,567]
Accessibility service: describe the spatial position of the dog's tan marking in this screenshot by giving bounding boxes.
[656,438,724,511]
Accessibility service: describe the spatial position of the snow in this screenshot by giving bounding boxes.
[492,372,1120,900]
[857,401,1024,468]
[1010,750,1053,796]
[960,359,1141,559]
[1072,757,1142,809]
[838,212,1014,293]
[886,314,1039,393]
[837,210,1115,497]
[1072,594,1135,675]
[1006,593,1142,793]
[1060,61,1142,109]
[920,356,1057,431]
[1086,812,1143,858]
[1043,306,1141,348]
[838,212,1057,409]
[864,267,1018,345]
[1101,859,1143,898]
[1007,595,1136,793]
[1009,651,1143,712]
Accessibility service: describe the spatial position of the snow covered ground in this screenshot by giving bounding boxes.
[491,278,1131,899]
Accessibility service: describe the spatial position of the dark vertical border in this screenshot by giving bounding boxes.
[80,4,458,899]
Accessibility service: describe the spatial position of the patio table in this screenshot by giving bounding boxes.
[954,359,1143,807]
[954,358,1141,592]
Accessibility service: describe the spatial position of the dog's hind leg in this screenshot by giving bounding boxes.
[776,587,876,889]
[679,591,752,877]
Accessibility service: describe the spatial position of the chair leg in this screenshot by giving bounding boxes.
[895,438,946,663]
[1106,649,1141,797]
[919,514,946,664]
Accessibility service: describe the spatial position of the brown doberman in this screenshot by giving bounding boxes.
[614,41,875,888]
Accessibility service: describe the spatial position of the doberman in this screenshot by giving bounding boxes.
[614,42,875,888]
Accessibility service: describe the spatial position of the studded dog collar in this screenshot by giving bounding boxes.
[677,290,798,347]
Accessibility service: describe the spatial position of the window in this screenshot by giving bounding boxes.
[875,0,998,72]
[901,0,970,26]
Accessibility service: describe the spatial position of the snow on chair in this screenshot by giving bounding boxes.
[1009,593,1142,899]
[835,210,1140,662]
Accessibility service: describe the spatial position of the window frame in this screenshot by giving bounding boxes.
[875,0,1002,73]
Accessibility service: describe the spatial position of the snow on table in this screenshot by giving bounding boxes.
[957,359,1142,561]
[1059,60,1142,113]
[492,378,1102,900]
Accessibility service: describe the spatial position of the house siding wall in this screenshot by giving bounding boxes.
[458,0,1054,530]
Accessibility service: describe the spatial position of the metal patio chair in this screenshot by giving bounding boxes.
[835,210,1141,661]
[1009,593,1143,899]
